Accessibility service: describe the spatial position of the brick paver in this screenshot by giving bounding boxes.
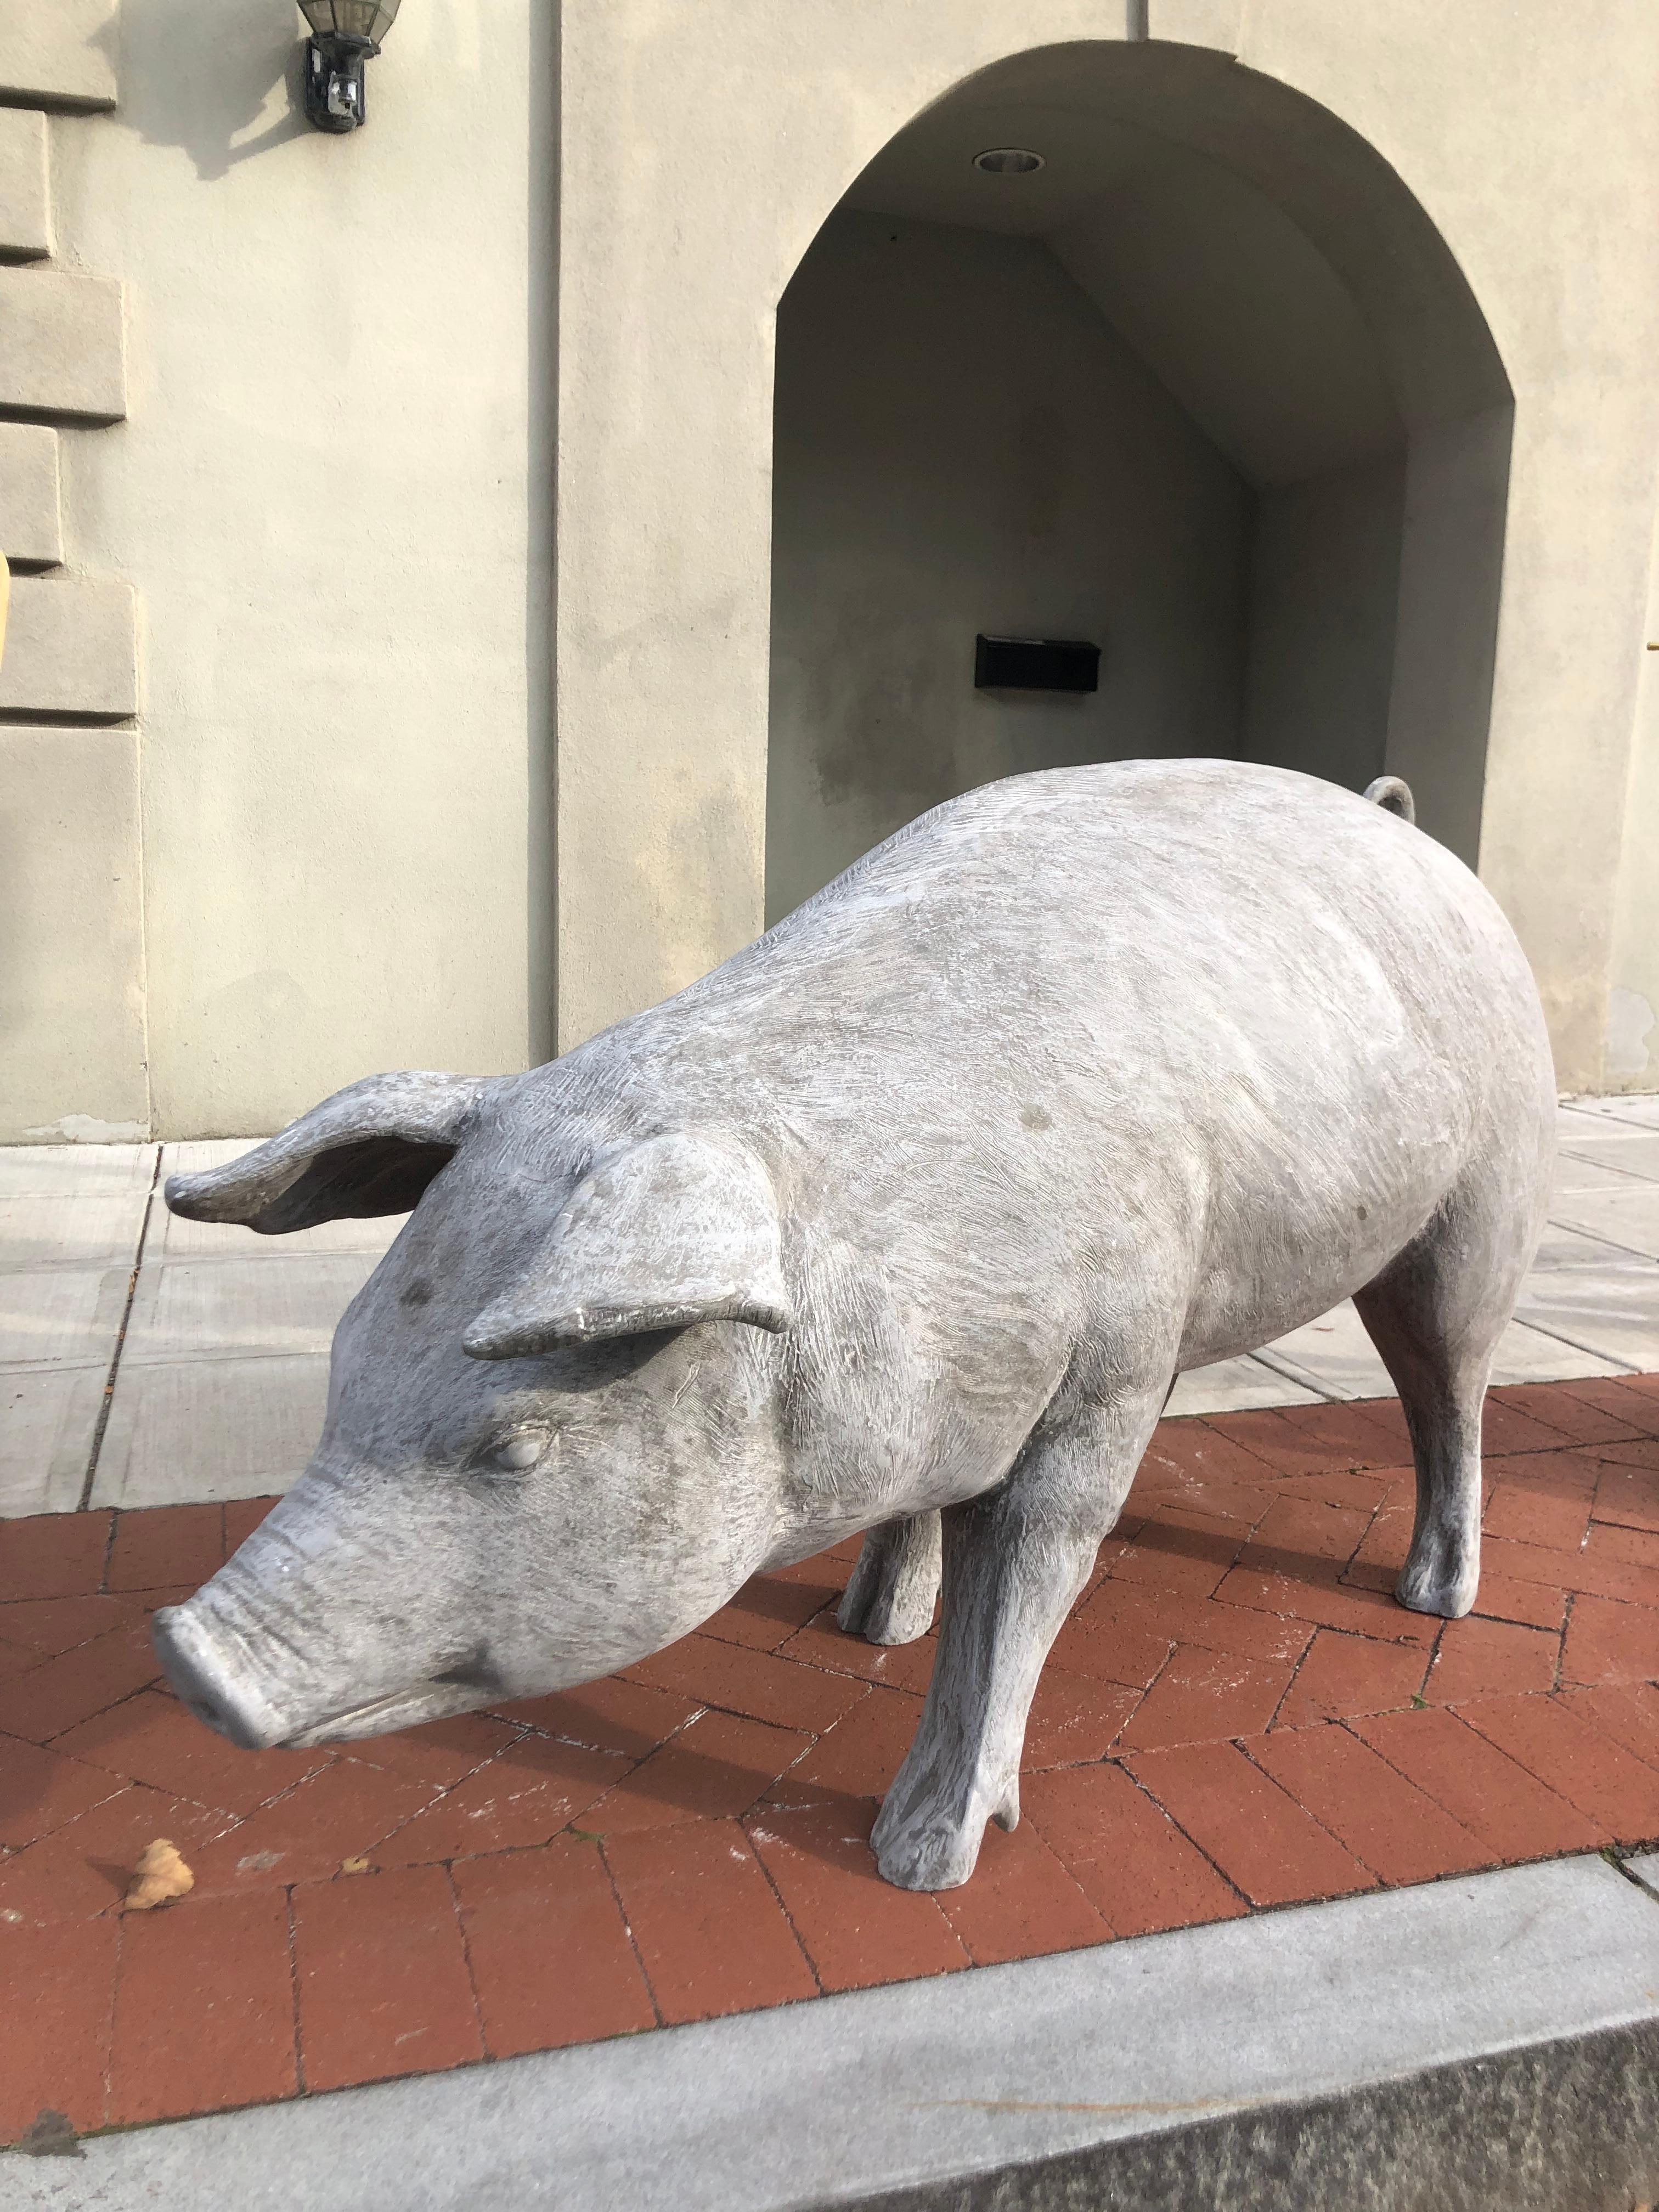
[2,1374,1656,2145]
[453,1839,655,2057]
[1124,1737,1378,1905]
[603,1819,819,2024]
[744,1790,969,1993]
[109,1889,297,2124]
[292,1863,483,2091]
[933,1815,1109,1966]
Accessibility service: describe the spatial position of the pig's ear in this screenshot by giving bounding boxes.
[461,1132,793,1357]
[163,1071,495,1234]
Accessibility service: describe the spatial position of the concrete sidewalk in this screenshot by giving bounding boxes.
[3,1097,1658,1518]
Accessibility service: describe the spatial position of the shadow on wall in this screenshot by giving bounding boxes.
[104,0,310,182]
[766,210,1250,924]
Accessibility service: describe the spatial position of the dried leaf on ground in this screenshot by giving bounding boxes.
[123,1837,195,1911]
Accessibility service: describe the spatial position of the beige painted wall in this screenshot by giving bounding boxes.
[553,0,1124,1053]
[7,0,1658,1131]
[766,210,1248,922]
[43,0,554,1137]
[555,0,1659,1091]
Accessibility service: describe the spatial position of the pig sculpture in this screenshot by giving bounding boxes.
[154,759,1555,1891]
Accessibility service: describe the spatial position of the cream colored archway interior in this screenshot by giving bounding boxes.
[765,41,1514,923]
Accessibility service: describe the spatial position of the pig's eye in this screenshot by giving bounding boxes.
[476,1427,552,1477]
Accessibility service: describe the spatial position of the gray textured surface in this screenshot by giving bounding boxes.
[4,1855,1656,2212]
[0,575,136,718]
[0,425,61,571]
[0,1153,152,1514]
[0,270,125,425]
[0,729,149,1152]
[154,761,1559,1891]
[88,1354,336,1511]
[850,2027,1659,2211]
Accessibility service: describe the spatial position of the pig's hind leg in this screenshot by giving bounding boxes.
[838,1514,942,1645]
[1353,1152,1543,1620]
[870,1384,1165,1892]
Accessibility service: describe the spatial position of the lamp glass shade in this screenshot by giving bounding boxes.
[298,1,400,41]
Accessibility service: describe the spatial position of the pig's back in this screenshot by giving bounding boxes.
[689,756,1539,1117]
[595,758,1552,1365]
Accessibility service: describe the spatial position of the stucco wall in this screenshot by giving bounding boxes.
[555,0,1659,1091]
[6,0,1658,1130]
[38,0,554,1138]
[766,210,1248,922]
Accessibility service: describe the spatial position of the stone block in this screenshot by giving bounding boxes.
[0,1144,156,1198]
[1551,1183,1659,1258]
[0,1189,150,1270]
[0,725,149,1145]
[0,424,63,567]
[1516,1248,1659,1372]
[0,109,50,259]
[0,574,136,717]
[0,1262,137,1366]
[1486,1317,1625,1383]
[91,1355,331,1508]
[1167,1356,1322,1415]
[120,1253,378,1367]
[0,1363,109,1517]
[0,0,119,111]
[0,268,126,422]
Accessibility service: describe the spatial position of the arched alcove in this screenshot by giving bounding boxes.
[765,40,1512,923]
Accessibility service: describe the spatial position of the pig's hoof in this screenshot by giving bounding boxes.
[870,1775,1017,1891]
[872,1807,985,1892]
[837,1518,941,1646]
[1395,1544,1477,1621]
[838,1572,935,1647]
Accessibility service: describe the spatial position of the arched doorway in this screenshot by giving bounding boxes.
[765,41,1512,924]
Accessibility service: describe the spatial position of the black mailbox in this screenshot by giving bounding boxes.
[975,635,1101,693]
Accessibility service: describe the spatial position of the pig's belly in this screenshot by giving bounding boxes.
[1169,1137,1457,1372]
[1174,1243,1417,1372]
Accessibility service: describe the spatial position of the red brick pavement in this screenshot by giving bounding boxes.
[2,1374,1656,2145]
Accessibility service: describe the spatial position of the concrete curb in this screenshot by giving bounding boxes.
[5,1854,1658,2211]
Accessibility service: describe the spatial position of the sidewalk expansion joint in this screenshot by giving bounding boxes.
[77,1146,162,1513]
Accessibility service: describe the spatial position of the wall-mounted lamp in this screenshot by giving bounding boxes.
[300,2,401,133]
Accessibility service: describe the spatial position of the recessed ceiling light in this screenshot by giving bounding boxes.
[973,147,1045,176]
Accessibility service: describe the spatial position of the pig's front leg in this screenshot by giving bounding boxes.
[871,1388,1164,1892]
[838,1513,941,1645]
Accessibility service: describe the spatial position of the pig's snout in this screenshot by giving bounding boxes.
[152,1602,289,1751]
